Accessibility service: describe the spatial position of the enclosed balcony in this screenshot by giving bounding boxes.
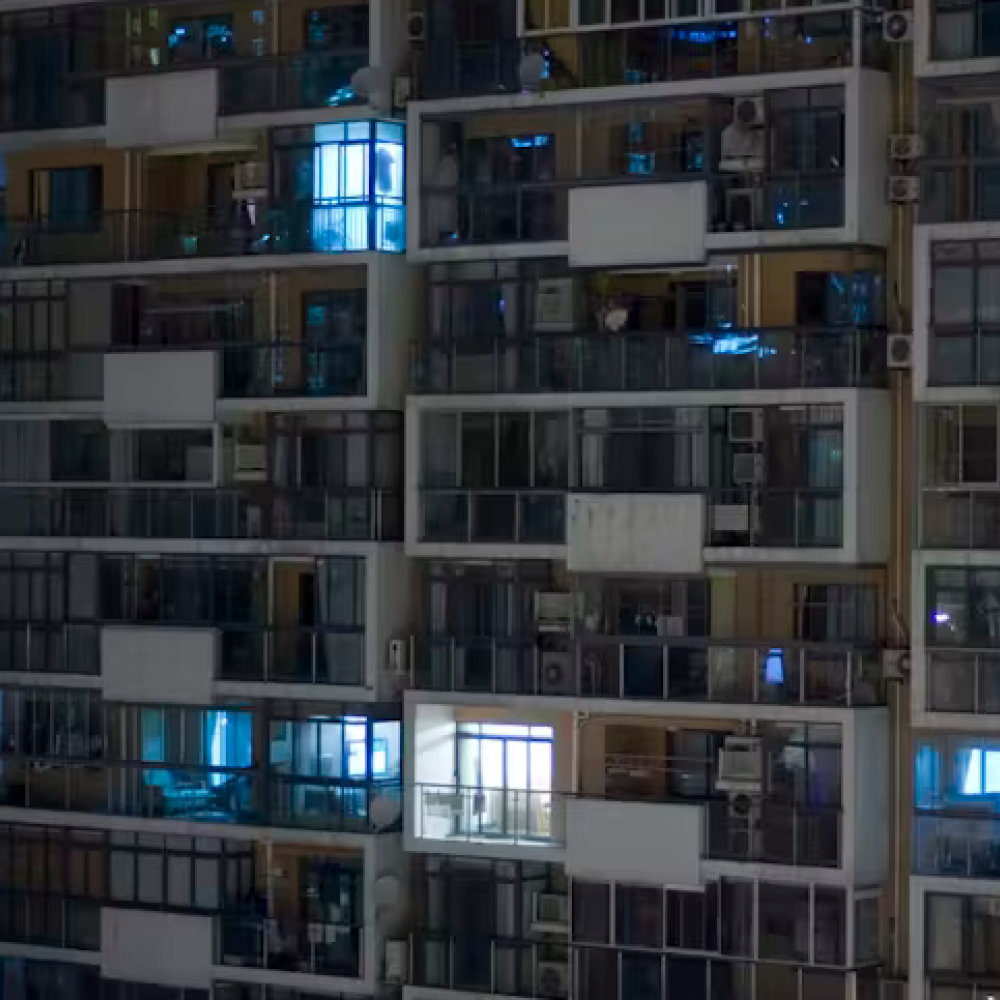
[418,89,846,252]
[417,0,882,100]
[0,0,377,132]
[0,121,404,268]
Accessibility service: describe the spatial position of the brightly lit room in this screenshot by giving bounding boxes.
[409,703,572,847]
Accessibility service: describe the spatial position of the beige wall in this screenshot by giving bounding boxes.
[5,146,129,218]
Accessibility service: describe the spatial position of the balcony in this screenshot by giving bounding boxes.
[914,812,1000,878]
[418,488,842,549]
[217,914,363,979]
[411,637,883,706]
[1,202,404,267]
[921,489,1000,548]
[0,622,100,677]
[0,893,100,952]
[411,783,841,868]
[417,10,881,100]
[0,488,401,543]
[411,326,886,395]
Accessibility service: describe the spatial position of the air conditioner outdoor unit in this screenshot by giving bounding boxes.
[711,502,753,534]
[728,407,764,444]
[537,960,570,999]
[534,278,575,331]
[233,161,268,198]
[887,333,913,369]
[725,186,762,230]
[881,649,911,681]
[717,735,763,792]
[888,175,920,203]
[540,651,574,695]
[732,452,766,485]
[889,133,922,161]
[733,94,765,129]
[532,892,570,933]
[883,9,913,42]
[233,443,266,482]
[393,75,412,108]
[535,592,573,633]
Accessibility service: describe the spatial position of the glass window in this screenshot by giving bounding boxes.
[573,881,610,943]
[616,884,663,948]
[758,882,810,961]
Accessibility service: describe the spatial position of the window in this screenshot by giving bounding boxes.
[928,567,1000,646]
[302,289,366,395]
[617,884,664,948]
[924,405,1000,484]
[305,5,369,50]
[573,881,610,943]
[927,893,1000,976]
[168,16,234,61]
[30,166,101,227]
[794,584,879,641]
[758,883,810,961]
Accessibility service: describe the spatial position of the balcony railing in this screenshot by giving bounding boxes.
[421,490,566,545]
[0,893,100,952]
[411,327,886,394]
[0,623,100,676]
[921,161,1000,224]
[0,488,401,542]
[705,799,841,867]
[1,201,404,266]
[411,637,883,706]
[421,172,843,248]
[410,931,567,999]
[419,488,842,548]
[0,48,372,132]
[219,627,367,687]
[925,649,1000,713]
[0,340,368,403]
[412,783,841,867]
[414,784,563,847]
[914,812,1000,878]
[417,11,881,100]
[921,489,1000,549]
[217,914,363,979]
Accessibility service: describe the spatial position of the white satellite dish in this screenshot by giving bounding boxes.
[370,792,402,830]
[518,52,546,92]
[351,65,388,108]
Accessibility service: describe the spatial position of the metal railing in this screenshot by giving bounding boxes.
[921,489,1000,549]
[421,172,843,248]
[417,11,880,100]
[707,487,843,548]
[914,812,1000,879]
[1,201,404,266]
[0,488,401,542]
[217,914,363,978]
[0,623,100,676]
[412,783,841,867]
[414,784,563,847]
[925,649,1000,713]
[411,326,886,394]
[411,637,883,706]
[218,627,367,687]
[268,776,401,832]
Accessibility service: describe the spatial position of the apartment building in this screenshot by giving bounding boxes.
[0,1,935,1000]
[0,1,414,998]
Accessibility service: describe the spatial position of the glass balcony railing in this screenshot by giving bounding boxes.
[419,488,842,548]
[914,812,1000,878]
[217,914,363,979]
[0,341,369,403]
[219,627,367,687]
[421,490,566,545]
[925,649,1000,713]
[921,489,1000,548]
[417,11,882,100]
[411,327,886,394]
[412,783,841,867]
[268,776,401,832]
[1,201,404,266]
[411,638,883,706]
[0,623,100,676]
[421,172,843,248]
[0,488,401,542]
[0,893,100,952]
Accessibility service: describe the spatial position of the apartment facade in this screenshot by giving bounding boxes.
[0,0,931,999]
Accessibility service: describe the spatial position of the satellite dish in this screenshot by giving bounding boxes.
[598,304,629,333]
[518,52,546,92]
[351,65,388,107]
